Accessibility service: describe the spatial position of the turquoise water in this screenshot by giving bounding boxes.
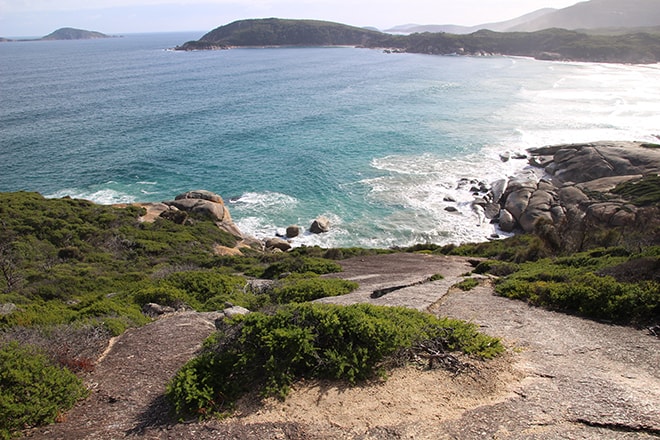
[1,33,659,247]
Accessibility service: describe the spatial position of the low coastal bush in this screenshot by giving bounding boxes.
[495,247,660,325]
[0,342,88,439]
[445,235,553,263]
[612,174,660,207]
[472,260,520,277]
[455,278,480,291]
[166,303,503,419]
[270,275,358,303]
[0,192,242,330]
[261,256,343,279]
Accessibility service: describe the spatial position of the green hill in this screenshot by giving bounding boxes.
[374,28,660,63]
[177,18,660,64]
[41,27,110,40]
[176,18,383,50]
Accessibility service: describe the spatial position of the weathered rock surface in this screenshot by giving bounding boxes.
[0,303,17,315]
[26,254,659,440]
[142,303,176,317]
[310,216,330,234]
[487,142,660,243]
[498,209,516,232]
[285,225,301,238]
[265,237,292,252]
[222,305,250,318]
[529,141,660,185]
[162,190,243,238]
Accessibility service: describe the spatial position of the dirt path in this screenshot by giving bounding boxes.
[25,254,659,439]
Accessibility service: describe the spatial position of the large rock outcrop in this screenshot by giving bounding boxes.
[528,141,660,185]
[162,190,243,238]
[125,190,244,239]
[488,141,660,247]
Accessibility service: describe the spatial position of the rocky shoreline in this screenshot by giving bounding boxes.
[478,141,660,248]
[123,141,660,253]
[123,190,333,254]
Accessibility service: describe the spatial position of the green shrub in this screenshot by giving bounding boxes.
[164,271,246,303]
[101,317,131,336]
[612,175,660,206]
[270,275,358,303]
[449,234,552,262]
[133,285,199,310]
[428,273,444,281]
[166,303,503,419]
[495,250,660,325]
[0,342,88,438]
[261,257,343,279]
[473,260,520,277]
[455,278,480,291]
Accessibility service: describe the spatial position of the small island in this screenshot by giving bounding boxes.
[41,27,111,40]
[0,27,113,42]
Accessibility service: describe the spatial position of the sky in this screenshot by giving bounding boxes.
[1,0,584,37]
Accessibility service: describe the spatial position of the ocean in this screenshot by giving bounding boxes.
[1,32,659,248]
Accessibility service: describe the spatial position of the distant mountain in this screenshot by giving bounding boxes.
[177,18,382,50]
[386,8,557,35]
[509,0,660,32]
[41,27,110,40]
[389,0,660,35]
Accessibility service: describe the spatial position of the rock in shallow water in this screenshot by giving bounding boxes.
[310,216,330,234]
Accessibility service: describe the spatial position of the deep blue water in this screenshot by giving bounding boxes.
[2,33,659,247]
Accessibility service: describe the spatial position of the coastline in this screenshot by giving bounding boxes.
[103,140,660,253]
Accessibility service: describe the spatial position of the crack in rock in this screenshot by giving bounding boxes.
[573,418,660,436]
[370,275,443,299]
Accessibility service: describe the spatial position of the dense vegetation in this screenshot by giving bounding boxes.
[493,247,659,325]
[1,190,657,434]
[177,18,382,50]
[41,27,109,40]
[166,303,503,418]
[0,192,361,436]
[0,342,88,439]
[177,18,660,63]
[612,174,660,207]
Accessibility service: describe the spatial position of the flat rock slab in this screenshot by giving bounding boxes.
[318,253,474,310]
[430,283,660,439]
[25,312,220,440]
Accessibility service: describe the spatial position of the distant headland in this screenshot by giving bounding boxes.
[175,17,660,64]
[0,27,114,42]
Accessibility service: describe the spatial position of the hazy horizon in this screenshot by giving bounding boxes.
[1,0,582,38]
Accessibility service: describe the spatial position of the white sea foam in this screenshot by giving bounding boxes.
[231,191,301,241]
[46,188,136,205]
[229,191,299,214]
[508,62,660,147]
[362,148,528,246]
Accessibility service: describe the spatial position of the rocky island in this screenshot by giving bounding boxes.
[41,27,111,40]
[0,27,113,42]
